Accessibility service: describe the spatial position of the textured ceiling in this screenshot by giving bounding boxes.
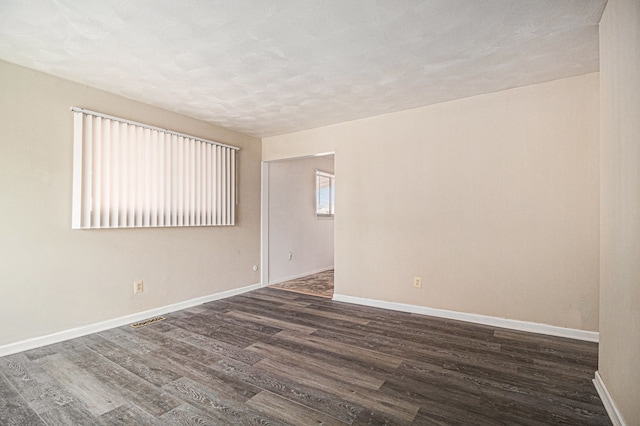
[0,0,606,138]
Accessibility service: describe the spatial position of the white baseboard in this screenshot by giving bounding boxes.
[593,371,627,426]
[332,294,599,342]
[268,266,334,286]
[0,282,261,358]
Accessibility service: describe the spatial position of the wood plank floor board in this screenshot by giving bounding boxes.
[254,356,420,423]
[37,401,110,426]
[247,390,348,426]
[158,402,223,426]
[161,376,285,425]
[530,357,599,381]
[1,357,106,426]
[123,327,226,367]
[0,287,611,425]
[159,324,265,366]
[225,309,319,335]
[353,319,504,355]
[353,326,596,386]
[247,340,386,390]
[314,302,496,340]
[310,327,518,375]
[196,299,244,313]
[273,331,403,371]
[98,327,163,355]
[218,294,288,312]
[98,403,161,426]
[82,335,183,388]
[493,328,599,351]
[0,369,47,426]
[392,353,609,425]
[0,353,77,413]
[252,331,394,382]
[237,290,314,307]
[206,356,363,424]
[58,346,181,418]
[187,309,285,336]
[391,359,609,424]
[498,342,598,369]
[276,303,371,326]
[178,306,211,315]
[146,349,262,403]
[146,334,360,424]
[35,352,128,417]
[214,296,375,334]
[411,401,511,426]
[168,307,280,337]
[305,308,503,352]
[398,353,600,406]
[319,299,498,339]
[162,314,267,349]
[310,327,522,382]
[381,374,545,426]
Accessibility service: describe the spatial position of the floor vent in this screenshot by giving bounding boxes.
[130,316,166,328]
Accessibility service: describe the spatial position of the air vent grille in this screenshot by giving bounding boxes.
[130,316,166,328]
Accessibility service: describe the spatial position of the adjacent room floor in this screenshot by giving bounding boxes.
[0,288,610,425]
[269,269,334,298]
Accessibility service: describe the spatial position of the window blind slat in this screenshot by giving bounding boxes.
[111,120,120,228]
[189,138,196,226]
[150,130,158,227]
[231,149,236,225]
[222,147,227,225]
[158,132,165,227]
[119,122,128,227]
[215,145,220,225]
[135,126,144,227]
[127,125,137,226]
[171,134,178,226]
[81,114,92,228]
[92,117,102,228]
[102,119,111,227]
[204,145,211,225]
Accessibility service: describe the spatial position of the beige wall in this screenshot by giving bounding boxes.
[0,61,261,346]
[267,155,334,283]
[599,0,640,423]
[263,129,337,162]
[264,73,600,331]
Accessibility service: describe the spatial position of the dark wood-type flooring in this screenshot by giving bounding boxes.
[270,269,334,298]
[0,288,610,425]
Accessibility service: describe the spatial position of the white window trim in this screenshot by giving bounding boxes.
[315,170,335,219]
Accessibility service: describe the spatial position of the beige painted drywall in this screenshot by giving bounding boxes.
[0,60,261,346]
[268,156,334,283]
[599,0,640,423]
[264,73,600,331]
[262,130,337,162]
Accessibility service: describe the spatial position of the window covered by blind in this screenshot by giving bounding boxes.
[71,108,238,229]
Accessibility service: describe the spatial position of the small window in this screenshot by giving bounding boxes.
[316,170,335,218]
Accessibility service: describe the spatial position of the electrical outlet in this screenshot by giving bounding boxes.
[413,276,422,288]
[133,280,144,294]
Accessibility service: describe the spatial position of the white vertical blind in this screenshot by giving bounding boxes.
[71,108,239,229]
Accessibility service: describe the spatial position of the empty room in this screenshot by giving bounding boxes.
[0,1,638,425]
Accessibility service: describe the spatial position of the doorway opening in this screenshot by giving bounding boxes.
[261,153,335,298]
